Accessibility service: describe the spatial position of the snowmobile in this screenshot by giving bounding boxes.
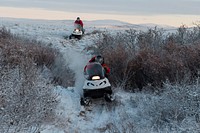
[81,62,114,106]
[69,23,83,40]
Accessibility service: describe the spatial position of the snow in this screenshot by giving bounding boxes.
[0,17,177,132]
[49,86,138,133]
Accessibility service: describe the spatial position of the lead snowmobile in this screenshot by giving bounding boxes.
[80,62,114,106]
[69,23,83,40]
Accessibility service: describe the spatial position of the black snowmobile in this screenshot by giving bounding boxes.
[69,23,84,40]
[81,62,114,106]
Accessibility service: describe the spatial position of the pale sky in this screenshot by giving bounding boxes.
[0,0,200,27]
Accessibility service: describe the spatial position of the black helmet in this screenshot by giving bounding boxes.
[95,55,104,64]
[77,17,80,20]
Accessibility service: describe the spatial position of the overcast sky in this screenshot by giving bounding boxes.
[0,0,200,26]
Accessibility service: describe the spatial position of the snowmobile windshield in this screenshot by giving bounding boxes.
[74,23,82,29]
[84,62,105,80]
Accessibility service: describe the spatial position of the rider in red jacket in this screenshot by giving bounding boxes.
[74,17,83,27]
[84,55,110,77]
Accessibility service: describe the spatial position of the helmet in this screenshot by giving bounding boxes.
[95,55,104,64]
[77,17,80,20]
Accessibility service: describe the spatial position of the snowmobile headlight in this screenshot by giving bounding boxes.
[75,29,79,32]
[92,76,100,80]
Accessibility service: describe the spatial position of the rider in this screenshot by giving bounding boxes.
[84,55,110,77]
[74,17,84,33]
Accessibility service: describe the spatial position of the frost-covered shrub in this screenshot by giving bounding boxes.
[86,25,200,91]
[137,27,166,51]
[0,27,12,39]
[172,24,200,45]
[0,65,58,133]
[135,82,200,132]
[0,27,75,87]
[0,27,57,69]
[51,53,75,87]
[0,28,59,133]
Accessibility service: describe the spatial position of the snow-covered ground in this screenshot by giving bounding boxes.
[0,17,177,133]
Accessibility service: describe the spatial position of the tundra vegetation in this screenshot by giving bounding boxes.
[1,23,200,132]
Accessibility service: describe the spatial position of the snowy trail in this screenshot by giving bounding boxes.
[52,88,132,133]
[1,18,140,133]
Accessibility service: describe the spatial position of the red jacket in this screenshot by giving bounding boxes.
[101,64,111,75]
[75,20,83,27]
